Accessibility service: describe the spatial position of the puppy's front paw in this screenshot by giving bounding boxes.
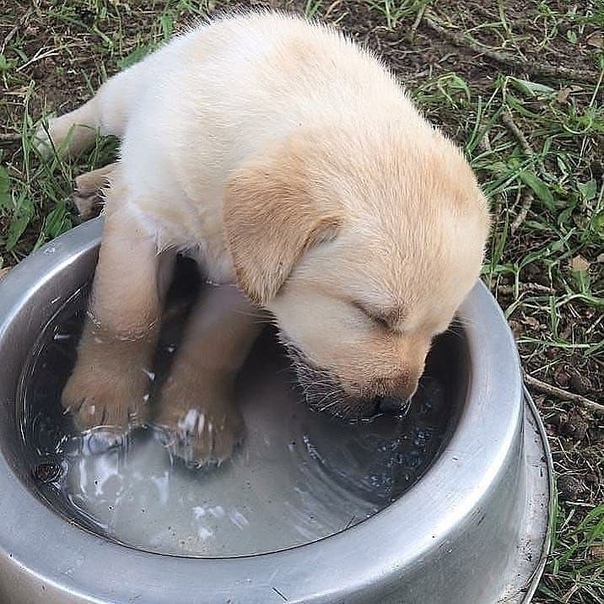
[62,367,150,433]
[154,378,244,467]
[62,338,153,437]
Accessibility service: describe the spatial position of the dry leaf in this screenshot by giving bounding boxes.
[589,545,604,562]
[508,319,523,338]
[521,315,541,330]
[571,255,590,272]
[556,87,572,103]
[586,32,604,49]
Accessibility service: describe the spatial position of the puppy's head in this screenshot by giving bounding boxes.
[225,124,490,419]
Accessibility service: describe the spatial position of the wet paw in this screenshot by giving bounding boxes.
[154,403,244,468]
[62,344,152,436]
[72,189,104,221]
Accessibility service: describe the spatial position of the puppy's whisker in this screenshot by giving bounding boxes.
[235,311,268,322]
[312,387,339,405]
[319,397,342,413]
[451,315,476,330]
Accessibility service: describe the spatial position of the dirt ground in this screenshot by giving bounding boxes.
[1,0,603,601]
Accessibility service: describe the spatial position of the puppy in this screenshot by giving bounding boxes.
[38,11,490,466]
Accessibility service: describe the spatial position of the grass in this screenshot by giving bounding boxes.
[1,0,603,601]
[405,8,604,595]
[541,503,604,602]
[366,0,428,29]
[415,69,604,346]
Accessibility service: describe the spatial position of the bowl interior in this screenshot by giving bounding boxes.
[9,251,468,558]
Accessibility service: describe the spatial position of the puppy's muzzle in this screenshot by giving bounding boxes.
[375,395,411,415]
[284,341,415,420]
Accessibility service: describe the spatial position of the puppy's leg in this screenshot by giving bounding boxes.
[73,162,118,220]
[62,171,169,436]
[36,62,146,157]
[153,285,264,466]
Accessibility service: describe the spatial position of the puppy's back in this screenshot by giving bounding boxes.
[120,13,424,250]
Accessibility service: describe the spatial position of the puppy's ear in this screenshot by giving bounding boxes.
[224,153,341,306]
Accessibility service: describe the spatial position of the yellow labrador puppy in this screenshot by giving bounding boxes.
[38,12,490,465]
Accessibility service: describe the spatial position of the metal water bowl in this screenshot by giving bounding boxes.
[0,219,552,603]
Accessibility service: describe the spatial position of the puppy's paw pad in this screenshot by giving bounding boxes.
[71,170,110,220]
[72,191,104,220]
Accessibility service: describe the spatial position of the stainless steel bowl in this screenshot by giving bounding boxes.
[0,219,553,603]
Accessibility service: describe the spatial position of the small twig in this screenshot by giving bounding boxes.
[502,109,534,155]
[479,129,492,153]
[409,4,427,39]
[501,109,535,233]
[423,14,599,82]
[1,24,21,55]
[497,282,554,295]
[524,373,604,414]
[510,191,534,234]
[16,48,59,73]
[0,7,34,54]
[0,132,20,142]
[323,0,344,20]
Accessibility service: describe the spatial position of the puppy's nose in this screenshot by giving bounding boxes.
[377,395,410,416]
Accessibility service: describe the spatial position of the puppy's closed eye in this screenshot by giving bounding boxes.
[352,301,404,332]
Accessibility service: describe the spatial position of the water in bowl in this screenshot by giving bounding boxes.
[17,262,462,557]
